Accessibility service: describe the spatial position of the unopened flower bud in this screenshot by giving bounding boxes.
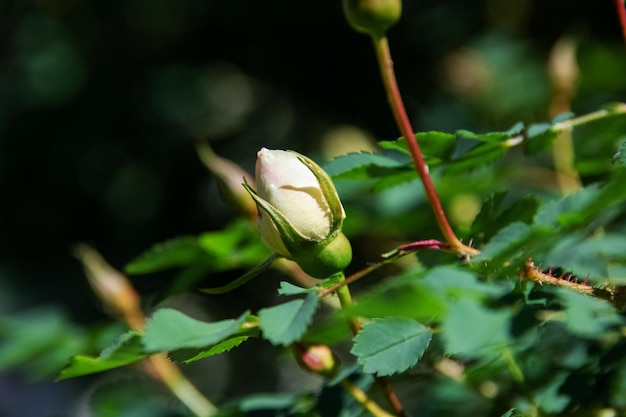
[244,148,352,278]
[293,343,339,378]
[196,143,256,220]
[343,0,402,37]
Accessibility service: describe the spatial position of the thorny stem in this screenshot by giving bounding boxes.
[334,273,408,417]
[75,244,217,417]
[522,259,594,295]
[616,0,626,45]
[371,35,478,258]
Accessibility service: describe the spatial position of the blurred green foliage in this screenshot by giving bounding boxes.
[2,0,626,416]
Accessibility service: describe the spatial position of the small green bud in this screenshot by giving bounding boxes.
[293,342,340,378]
[343,0,402,37]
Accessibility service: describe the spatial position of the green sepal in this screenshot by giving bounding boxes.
[243,178,320,251]
[292,151,345,243]
[291,232,352,279]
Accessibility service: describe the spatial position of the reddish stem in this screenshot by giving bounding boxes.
[371,35,478,256]
[617,0,626,44]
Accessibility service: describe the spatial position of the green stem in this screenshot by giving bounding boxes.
[335,273,407,417]
[149,354,218,417]
[319,240,446,298]
[551,104,626,131]
[335,273,362,335]
[371,35,477,257]
[502,348,524,384]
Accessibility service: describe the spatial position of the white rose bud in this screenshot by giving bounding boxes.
[243,148,352,278]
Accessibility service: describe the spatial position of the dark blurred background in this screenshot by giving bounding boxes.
[1,0,626,415]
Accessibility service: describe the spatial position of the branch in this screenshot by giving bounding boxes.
[371,35,478,258]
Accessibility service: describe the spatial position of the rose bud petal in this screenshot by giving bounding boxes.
[243,148,352,278]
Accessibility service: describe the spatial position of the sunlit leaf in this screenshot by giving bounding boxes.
[351,317,432,376]
[380,131,456,165]
[324,152,404,180]
[143,309,249,352]
[456,122,524,143]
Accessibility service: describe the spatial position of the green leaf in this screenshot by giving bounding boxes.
[534,176,626,230]
[471,193,539,244]
[474,222,541,264]
[370,170,418,192]
[533,372,570,413]
[277,281,311,296]
[143,309,249,352]
[377,138,411,155]
[125,236,202,274]
[525,122,557,155]
[614,140,626,167]
[339,278,447,321]
[554,288,623,339]
[456,122,524,143]
[259,292,319,345]
[171,335,251,364]
[442,299,511,359]
[0,308,90,378]
[323,152,404,180]
[422,266,512,300]
[380,131,456,165]
[445,141,508,173]
[551,112,575,123]
[415,131,457,161]
[351,317,432,376]
[57,331,147,380]
[125,220,268,277]
[543,233,626,280]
